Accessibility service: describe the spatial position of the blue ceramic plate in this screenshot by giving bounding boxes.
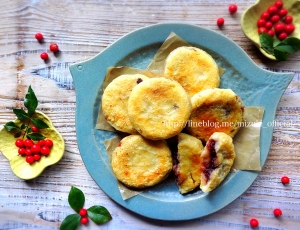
[69,23,293,221]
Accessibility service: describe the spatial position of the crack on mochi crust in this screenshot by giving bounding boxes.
[127,77,191,140]
[111,135,173,189]
[102,74,149,134]
[164,46,220,98]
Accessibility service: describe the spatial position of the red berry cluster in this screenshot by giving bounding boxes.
[15,127,53,164]
[35,32,60,61]
[257,0,295,40]
[79,208,89,224]
[217,4,238,27]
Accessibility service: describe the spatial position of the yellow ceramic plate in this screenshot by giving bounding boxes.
[241,0,300,60]
[0,111,64,180]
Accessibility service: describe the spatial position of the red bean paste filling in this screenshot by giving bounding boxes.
[136,78,143,84]
[166,136,180,179]
[204,139,218,182]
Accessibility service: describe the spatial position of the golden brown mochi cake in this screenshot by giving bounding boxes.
[164,46,220,97]
[102,74,148,134]
[200,132,235,193]
[186,88,244,142]
[111,135,173,189]
[173,133,203,194]
[127,78,191,140]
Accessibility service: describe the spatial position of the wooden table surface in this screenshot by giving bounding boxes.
[0,0,299,229]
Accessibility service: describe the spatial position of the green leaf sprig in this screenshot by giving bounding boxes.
[259,33,300,61]
[4,86,49,140]
[60,186,112,230]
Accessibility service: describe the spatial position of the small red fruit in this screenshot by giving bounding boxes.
[25,148,32,156]
[15,139,24,148]
[285,24,295,35]
[41,146,50,155]
[278,32,287,40]
[275,1,284,9]
[33,154,41,161]
[284,16,293,24]
[271,15,280,23]
[38,140,46,146]
[18,148,26,156]
[281,176,290,184]
[26,156,35,164]
[267,6,278,15]
[80,217,89,225]
[250,218,259,228]
[49,43,59,52]
[273,208,282,217]
[267,30,275,37]
[79,208,87,217]
[228,4,237,14]
[31,126,40,133]
[35,33,44,41]
[40,52,49,60]
[278,8,288,18]
[274,23,285,33]
[257,19,266,27]
[261,12,270,20]
[45,139,53,147]
[31,144,41,154]
[265,21,273,30]
[217,18,225,26]
[24,139,34,148]
[258,27,267,34]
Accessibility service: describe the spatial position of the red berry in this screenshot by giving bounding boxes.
[41,146,50,155]
[274,23,285,33]
[15,139,24,148]
[271,15,280,23]
[40,52,49,60]
[80,217,89,225]
[273,208,282,217]
[267,30,275,37]
[26,156,35,164]
[250,218,259,228]
[24,139,34,148]
[31,126,40,133]
[35,33,44,41]
[279,8,288,17]
[258,27,267,34]
[31,144,41,154]
[257,19,266,27]
[45,139,53,147]
[25,148,32,156]
[278,32,287,40]
[49,43,59,52]
[265,21,273,30]
[33,154,41,161]
[285,24,295,34]
[228,4,237,14]
[267,6,278,15]
[275,1,283,9]
[79,208,87,217]
[261,12,270,20]
[38,140,46,146]
[281,176,290,184]
[284,16,293,24]
[217,18,225,26]
[18,148,26,156]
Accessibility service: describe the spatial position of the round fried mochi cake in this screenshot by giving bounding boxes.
[200,132,236,193]
[173,133,203,194]
[102,74,148,134]
[164,46,220,98]
[111,135,173,189]
[127,78,191,140]
[186,88,244,142]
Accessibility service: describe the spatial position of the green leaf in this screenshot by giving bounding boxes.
[273,39,281,47]
[274,48,289,61]
[4,121,21,131]
[273,45,297,54]
[21,123,27,130]
[31,118,49,129]
[27,127,32,133]
[259,33,274,54]
[68,186,85,212]
[13,109,30,120]
[24,86,38,116]
[59,214,81,230]
[278,37,300,51]
[87,205,112,224]
[14,131,22,138]
[27,133,46,141]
